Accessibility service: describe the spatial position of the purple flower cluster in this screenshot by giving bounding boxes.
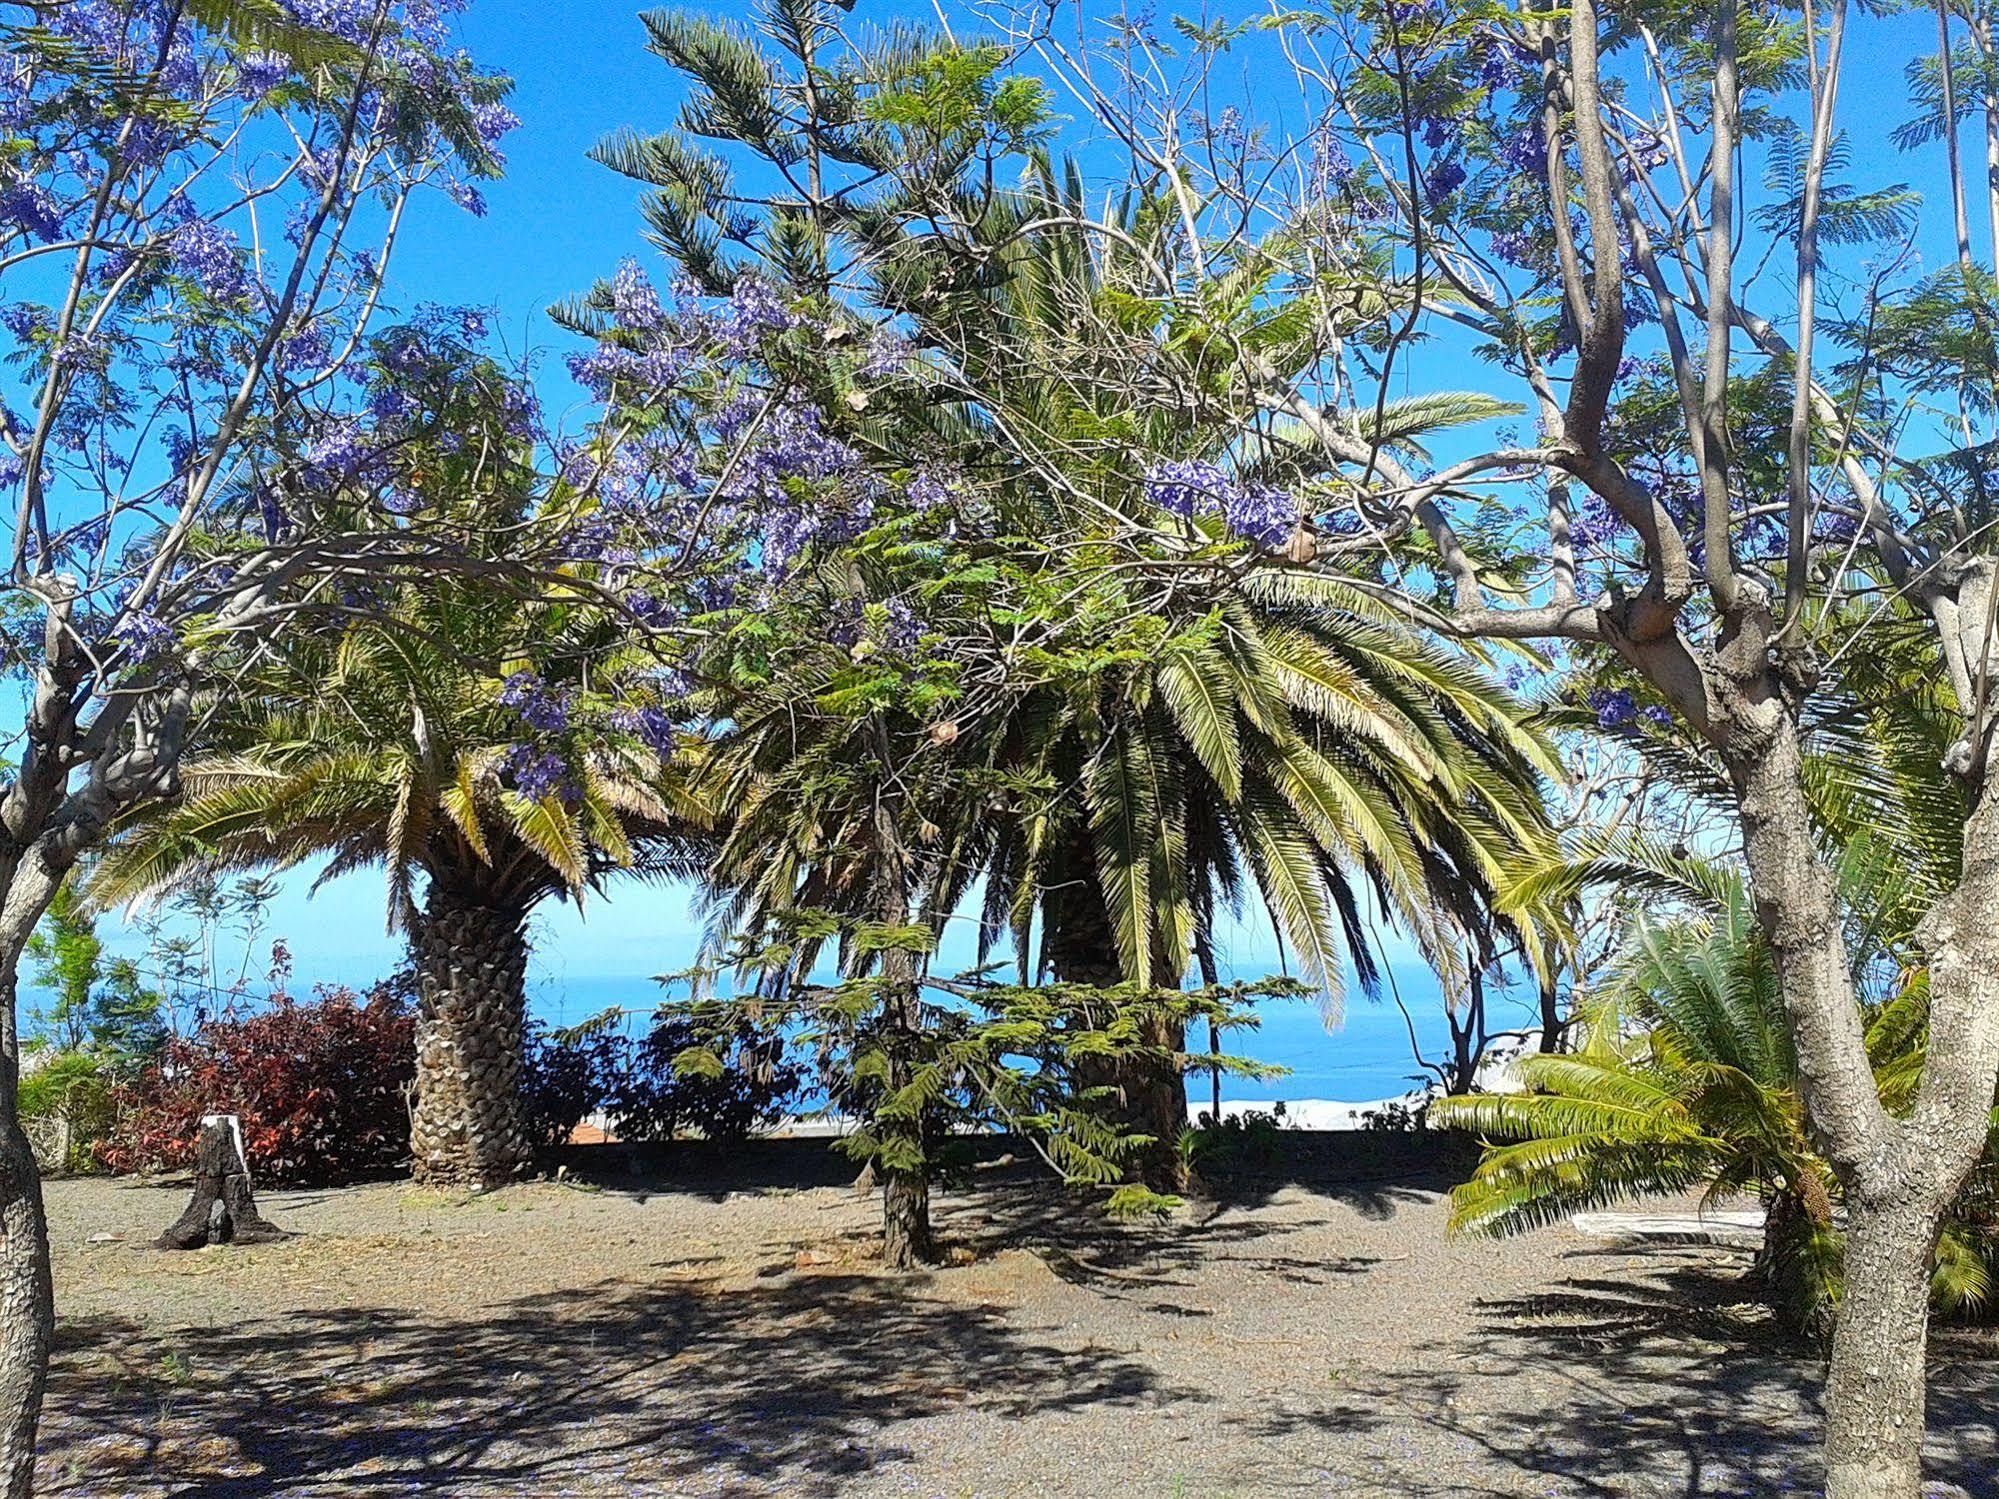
[1587,689,1671,731]
[883,597,921,651]
[906,470,957,511]
[1424,160,1466,203]
[1,168,65,245]
[171,217,250,303]
[498,670,572,732]
[722,396,867,505]
[1589,688,1634,728]
[718,277,797,358]
[1307,122,1359,197]
[859,332,912,378]
[114,610,176,663]
[236,51,291,96]
[565,342,693,401]
[502,744,572,803]
[612,706,677,755]
[1143,459,1296,549]
[610,260,664,331]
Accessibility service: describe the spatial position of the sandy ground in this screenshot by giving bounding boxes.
[34,1136,1999,1498]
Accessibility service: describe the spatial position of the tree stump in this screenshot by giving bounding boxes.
[157,1115,289,1250]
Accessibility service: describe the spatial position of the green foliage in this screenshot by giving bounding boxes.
[24,879,163,1062]
[1436,890,1847,1336]
[91,371,711,929]
[18,1052,117,1176]
[1183,1106,1287,1179]
[675,910,1293,1211]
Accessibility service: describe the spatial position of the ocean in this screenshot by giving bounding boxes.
[528,963,1543,1108]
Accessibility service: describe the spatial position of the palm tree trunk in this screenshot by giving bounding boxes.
[409,884,532,1190]
[1753,1183,1837,1339]
[1043,846,1189,1192]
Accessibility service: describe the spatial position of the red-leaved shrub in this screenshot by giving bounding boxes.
[98,984,415,1184]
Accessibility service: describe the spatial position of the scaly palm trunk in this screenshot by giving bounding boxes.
[1753,1178,1837,1339]
[409,884,532,1190]
[1043,844,1189,1193]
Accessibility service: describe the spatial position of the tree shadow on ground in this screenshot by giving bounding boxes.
[542,1128,1478,1218]
[925,1167,1370,1296]
[40,1269,1182,1498]
[1243,1244,1999,1498]
[540,1135,879,1201]
[1187,1128,1481,1220]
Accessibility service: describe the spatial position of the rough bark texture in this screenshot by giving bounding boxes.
[881,1159,932,1269]
[409,887,532,1190]
[0,963,48,1499]
[158,1115,289,1249]
[877,914,938,1270]
[1823,1198,1940,1498]
[1042,853,1190,1193]
[1720,671,1999,1499]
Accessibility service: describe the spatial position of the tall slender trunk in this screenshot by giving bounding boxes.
[867,714,937,1272]
[1536,938,1566,1054]
[409,884,532,1190]
[878,933,935,1271]
[0,961,50,1499]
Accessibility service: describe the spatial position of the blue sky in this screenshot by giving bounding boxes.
[56,0,1505,1087]
[50,0,1975,1090]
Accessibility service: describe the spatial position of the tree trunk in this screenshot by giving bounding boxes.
[1823,1199,1939,1499]
[882,1158,931,1269]
[1041,845,1189,1193]
[1536,938,1566,1054]
[409,886,532,1190]
[1727,705,1999,1499]
[0,951,52,1499]
[877,968,937,1270]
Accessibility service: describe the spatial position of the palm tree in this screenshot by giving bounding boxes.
[93,561,710,1189]
[873,177,1564,1190]
[955,570,1560,1188]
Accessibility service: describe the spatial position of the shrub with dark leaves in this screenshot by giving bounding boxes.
[523,1011,806,1147]
[98,980,416,1184]
[520,1021,626,1151]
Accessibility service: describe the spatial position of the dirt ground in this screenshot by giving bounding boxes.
[34,1135,1999,1498]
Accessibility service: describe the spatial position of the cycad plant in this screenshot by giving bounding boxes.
[1435,889,1843,1330]
[1442,608,1999,1334]
[1434,886,1993,1334]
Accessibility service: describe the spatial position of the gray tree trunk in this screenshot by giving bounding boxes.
[0,853,73,1499]
[1728,706,1999,1499]
[0,970,49,1499]
[1823,1197,1940,1498]
[409,887,532,1190]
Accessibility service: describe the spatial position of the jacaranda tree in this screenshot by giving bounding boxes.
[0,1,518,1486]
